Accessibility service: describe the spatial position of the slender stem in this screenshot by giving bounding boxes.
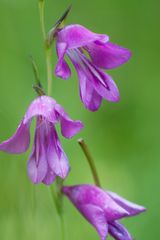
[56,178,65,240]
[31,185,37,240]
[38,0,46,40]
[60,214,65,240]
[38,0,52,96]
[38,1,64,239]
[78,138,101,187]
[49,186,59,213]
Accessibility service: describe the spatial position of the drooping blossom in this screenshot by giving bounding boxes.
[0,96,83,185]
[55,24,131,111]
[63,184,146,240]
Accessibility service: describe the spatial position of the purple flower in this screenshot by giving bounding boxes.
[63,184,146,240]
[0,96,83,185]
[55,24,131,111]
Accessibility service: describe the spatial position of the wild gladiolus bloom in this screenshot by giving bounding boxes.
[55,24,131,111]
[63,184,146,240]
[0,96,83,185]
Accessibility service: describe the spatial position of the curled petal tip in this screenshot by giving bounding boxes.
[140,207,147,213]
[126,48,132,59]
[111,93,120,103]
[64,121,84,139]
[0,121,30,154]
[55,65,71,80]
[108,191,146,216]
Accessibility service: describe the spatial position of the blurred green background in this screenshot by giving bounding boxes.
[0,0,159,239]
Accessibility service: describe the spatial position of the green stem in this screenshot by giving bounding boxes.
[31,185,37,240]
[38,0,52,96]
[38,0,46,40]
[49,186,59,213]
[49,185,65,240]
[78,138,101,187]
[38,2,64,239]
[60,214,65,240]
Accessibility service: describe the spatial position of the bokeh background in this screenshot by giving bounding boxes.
[0,0,159,239]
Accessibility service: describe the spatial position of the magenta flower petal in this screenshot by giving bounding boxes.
[63,185,128,221]
[63,184,145,240]
[55,103,84,138]
[90,70,120,102]
[57,24,109,49]
[0,96,83,184]
[42,168,56,185]
[80,204,108,240]
[55,24,131,111]
[80,57,120,102]
[68,50,120,107]
[86,41,132,70]
[71,57,103,111]
[27,119,48,184]
[108,191,146,216]
[109,221,132,240]
[78,72,103,111]
[47,127,70,179]
[24,96,57,124]
[0,121,30,154]
[55,42,71,80]
[27,146,48,184]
